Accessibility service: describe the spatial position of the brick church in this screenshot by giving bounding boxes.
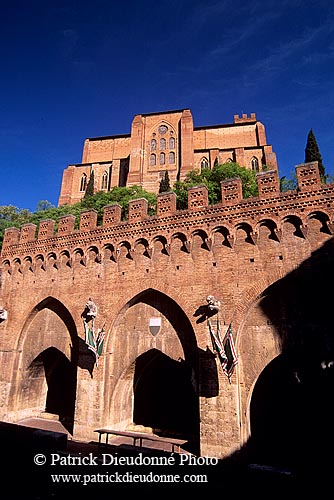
[58,109,278,205]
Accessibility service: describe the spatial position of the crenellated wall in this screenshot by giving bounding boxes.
[1,161,333,460]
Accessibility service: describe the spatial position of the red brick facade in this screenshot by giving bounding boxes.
[1,161,333,461]
[58,109,278,206]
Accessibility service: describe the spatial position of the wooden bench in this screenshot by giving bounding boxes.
[95,428,187,453]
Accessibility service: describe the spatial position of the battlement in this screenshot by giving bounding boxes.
[1,158,334,461]
[1,162,331,260]
[234,113,257,123]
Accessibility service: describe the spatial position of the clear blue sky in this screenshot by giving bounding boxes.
[1,0,333,212]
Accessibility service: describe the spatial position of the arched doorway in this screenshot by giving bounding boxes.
[15,297,79,434]
[107,288,200,453]
[133,349,197,440]
[26,347,76,432]
[249,354,306,468]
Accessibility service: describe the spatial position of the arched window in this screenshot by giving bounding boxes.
[251,157,259,172]
[169,137,175,149]
[169,151,175,164]
[200,157,209,171]
[80,173,87,192]
[160,138,166,150]
[150,153,156,166]
[151,139,156,151]
[101,171,108,190]
[159,152,165,165]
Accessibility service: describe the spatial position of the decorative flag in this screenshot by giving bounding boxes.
[208,318,228,365]
[95,323,105,367]
[83,318,96,355]
[208,319,238,381]
[221,322,238,381]
[83,318,105,367]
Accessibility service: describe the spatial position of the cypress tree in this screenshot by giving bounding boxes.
[159,170,171,193]
[305,129,326,180]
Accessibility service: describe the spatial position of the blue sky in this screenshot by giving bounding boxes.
[1,0,333,212]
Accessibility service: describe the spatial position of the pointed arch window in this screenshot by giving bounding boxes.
[101,171,108,190]
[159,152,165,165]
[169,151,175,164]
[160,138,166,150]
[169,137,175,149]
[251,157,259,172]
[151,139,157,151]
[200,157,209,171]
[150,153,156,166]
[80,173,87,192]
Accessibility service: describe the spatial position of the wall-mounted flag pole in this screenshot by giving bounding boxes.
[208,318,238,382]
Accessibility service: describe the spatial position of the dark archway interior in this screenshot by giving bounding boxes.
[126,289,200,453]
[133,349,198,451]
[250,354,307,467]
[36,347,76,433]
[249,349,334,472]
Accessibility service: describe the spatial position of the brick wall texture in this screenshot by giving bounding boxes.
[58,109,278,206]
[1,143,333,460]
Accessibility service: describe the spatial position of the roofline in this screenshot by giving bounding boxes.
[86,133,131,141]
[140,108,189,117]
[194,120,257,131]
[85,112,258,141]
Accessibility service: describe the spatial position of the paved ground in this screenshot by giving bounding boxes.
[1,419,329,498]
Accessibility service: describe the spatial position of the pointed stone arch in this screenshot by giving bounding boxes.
[104,288,199,452]
[10,297,78,432]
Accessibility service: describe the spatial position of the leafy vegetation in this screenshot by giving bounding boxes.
[159,170,171,193]
[173,162,258,209]
[0,161,318,251]
[0,186,157,250]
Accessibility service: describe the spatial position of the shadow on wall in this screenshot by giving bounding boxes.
[231,237,334,475]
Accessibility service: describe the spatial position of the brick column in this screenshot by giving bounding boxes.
[157,192,177,216]
[19,224,36,244]
[57,215,76,236]
[188,185,208,210]
[79,210,98,231]
[128,198,148,222]
[296,162,321,191]
[38,219,55,240]
[257,170,280,198]
[2,227,20,249]
[221,178,243,205]
[103,204,122,226]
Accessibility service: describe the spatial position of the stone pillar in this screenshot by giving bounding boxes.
[128,114,144,185]
[256,121,267,146]
[209,149,219,167]
[234,148,245,167]
[263,145,278,170]
[179,109,194,177]
[58,165,75,206]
